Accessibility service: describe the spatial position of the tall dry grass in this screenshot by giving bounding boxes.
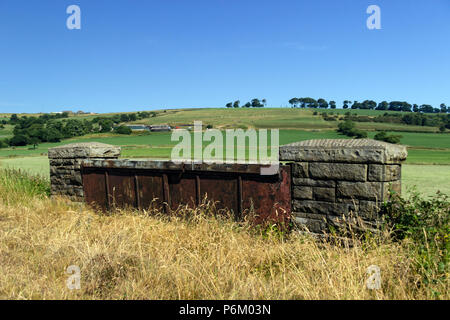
[0,169,447,299]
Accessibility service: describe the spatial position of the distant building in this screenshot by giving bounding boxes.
[150,125,172,132]
[125,125,150,131]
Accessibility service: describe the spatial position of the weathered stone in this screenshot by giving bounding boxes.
[293,200,354,216]
[313,187,335,202]
[293,186,313,200]
[368,164,401,182]
[383,180,401,198]
[292,162,308,178]
[280,139,407,164]
[309,163,367,181]
[293,178,335,188]
[356,200,381,219]
[293,216,327,233]
[48,142,121,159]
[337,181,382,201]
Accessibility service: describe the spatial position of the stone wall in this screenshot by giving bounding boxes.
[48,143,121,201]
[48,139,407,234]
[280,139,407,233]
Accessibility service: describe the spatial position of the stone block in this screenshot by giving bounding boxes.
[280,139,407,164]
[313,187,335,202]
[293,178,335,188]
[309,163,367,181]
[368,164,401,182]
[337,181,383,201]
[293,186,313,200]
[292,162,308,178]
[48,142,121,159]
[293,200,354,216]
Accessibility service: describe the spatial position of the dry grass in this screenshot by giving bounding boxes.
[0,170,447,300]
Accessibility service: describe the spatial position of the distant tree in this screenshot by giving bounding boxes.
[10,134,30,146]
[99,119,114,133]
[226,102,233,108]
[440,103,447,114]
[413,104,419,113]
[120,114,130,122]
[317,98,328,109]
[233,100,240,108]
[244,102,251,108]
[343,100,350,109]
[114,125,132,135]
[374,131,402,144]
[10,114,19,124]
[251,98,262,108]
[289,98,299,108]
[329,101,336,109]
[30,137,40,149]
[128,113,137,122]
[262,99,267,107]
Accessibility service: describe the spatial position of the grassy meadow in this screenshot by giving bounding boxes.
[0,169,448,300]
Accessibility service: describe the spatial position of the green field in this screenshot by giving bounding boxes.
[1,157,447,198]
[1,108,448,195]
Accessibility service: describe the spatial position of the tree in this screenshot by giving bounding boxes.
[114,125,132,135]
[343,100,350,109]
[262,99,267,107]
[440,104,447,114]
[329,101,336,109]
[99,119,113,133]
[317,98,328,109]
[244,102,251,108]
[128,113,137,122]
[251,98,262,108]
[10,134,30,146]
[225,102,233,108]
[30,137,40,149]
[233,100,240,108]
[120,114,130,122]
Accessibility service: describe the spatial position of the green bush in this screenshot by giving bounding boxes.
[337,121,368,139]
[114,125,132,135]
[374,131,403,144]
[383,190,449,295]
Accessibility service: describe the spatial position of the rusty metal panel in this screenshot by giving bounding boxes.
[81,162,292,225]
[199,174,238,215]
[168,173,197,210]
[82,168,107,210]
[136,172,164,210]
[107,170,137,209]
[241,165,291,225]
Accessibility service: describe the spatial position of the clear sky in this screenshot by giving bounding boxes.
[0,0,449,113]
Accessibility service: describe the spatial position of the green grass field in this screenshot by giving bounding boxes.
[1,108,448,195]
[1,157,447,198]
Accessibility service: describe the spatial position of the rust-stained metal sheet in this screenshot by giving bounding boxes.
[81,161,291,225]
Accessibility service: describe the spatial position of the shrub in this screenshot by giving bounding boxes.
[114,125,132,135]
[374,131,403,144]
[383,190,449,295]
[337,120,368,139]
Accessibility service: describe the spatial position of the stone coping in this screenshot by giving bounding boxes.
[48,142,121,159]
[280,139,407,164]
[81,159,279,175]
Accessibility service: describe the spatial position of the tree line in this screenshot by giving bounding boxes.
[288,97,449,113]
[0,111,156,149]
[225,98,267,108]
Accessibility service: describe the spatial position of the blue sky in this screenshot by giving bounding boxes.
[0,0,449,113]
